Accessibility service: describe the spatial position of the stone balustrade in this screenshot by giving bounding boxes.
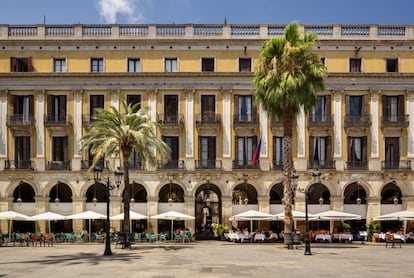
[1,23,413,40]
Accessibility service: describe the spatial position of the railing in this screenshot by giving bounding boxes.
[232,160,260,169]
[2,24,414,40]
[344,115,371,128]
[46,160,71,170]
[82,114,98,126]
[4,160,34,170]
[381,115,409,128]
[157,160,185,170]
[80,160,109,170]
[119,26,149,36]
[44,114,72,126]
[195,160,222,170]
[195,113,221,125]
[46,26,75,36]
[157,114,184,125]
[308,115,334,127]
[156,25,186,36]
[129,160,145,170]
[307,160,336,170]
[233,113,259,125]
[6,115,35,126]
[193,25,223,36]
[345,160,368,170]
[381,160,411,170]
[272,160,283,170]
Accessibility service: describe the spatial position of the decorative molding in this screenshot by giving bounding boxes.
[184,89,195,99]
[147,89,158,99]
[221,88,233,99]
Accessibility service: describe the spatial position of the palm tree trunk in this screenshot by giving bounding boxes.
[122,150,131,246]
[283,105,295,249]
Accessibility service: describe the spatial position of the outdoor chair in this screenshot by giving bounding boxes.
[385,233,402,248]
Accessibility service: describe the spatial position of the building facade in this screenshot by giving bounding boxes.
[1,23,414,236]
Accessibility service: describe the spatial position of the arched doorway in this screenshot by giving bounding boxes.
[49,182,73,232]
[343,182,367,237]
[308,183,330,231]
[195,182,221,238]
[85,183,107,234]
[158,182,185,235]
[269,182,284,235]
[128,182,148,233]
[12,182,35,232]
[380,181,403,232]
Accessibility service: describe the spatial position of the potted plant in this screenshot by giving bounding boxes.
[367,221,381,242]
[216,224,230,240]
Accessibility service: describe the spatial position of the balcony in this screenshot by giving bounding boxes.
[46,160,71,170]
[4,160,34,170]
[129,160,145,170]
[232,160,260,170]
[345,160,368,170]
[381,115,409,129]
[6,114,35,128]
[44,114,72,127]
[307,115,334,128]
[381,160,411,171]
[344,115,371,129]
[272,160,283,170]
[196,113,221,134]
[195,159,222,170]
[307,160,336,170]
[157,114,184,134]
[157,160,185,170]
[80,160,109,170]
[233,114,259,134]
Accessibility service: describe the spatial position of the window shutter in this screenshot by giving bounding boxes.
[234,95,239,119]
[28,95,34,115]
[325,95,331,116]
[59,95,67,120]
[362,136,367,161]
[398,95,404,115]
[362,95,369,115]
[345,95,350,115]
[208,136,216,160]
[326,136,331,161]
[382,95,387,116]
[234,136,238,161]
[309,136,315,162]
[10,57,17,72]
[347,136,352,161]
[28,57,33,72]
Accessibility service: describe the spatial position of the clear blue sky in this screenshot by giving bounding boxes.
[0,0,413,25]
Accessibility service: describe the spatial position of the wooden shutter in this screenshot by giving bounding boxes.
[345,95,350,116]
[309,136,315,162]
[28,57,33,72]
[59,95,67,120]
[10,57,17,72]
[208,136,216,160]
[362,95,369,115]
[326,136,331,161]
[382,95,387,116]
[325,95,331,116]
[47,95,53,116]
[398,95,404,115]
[362,136,367,161]
[28,95,34,115]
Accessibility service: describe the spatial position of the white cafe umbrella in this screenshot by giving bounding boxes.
[274,210,317,221]
[374,210,414,221]
[151,211,195,241]
[0,211,31,242]
[111,211,147,232]
[314,210,361,234]
[66,211,106,241]
[30,212,66,233]
[314,210,361,220]
[230,210,275,232]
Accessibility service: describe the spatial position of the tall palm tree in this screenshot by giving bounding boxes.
[253,22,326,247]
[81,100,170,240]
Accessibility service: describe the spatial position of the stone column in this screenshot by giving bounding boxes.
[369,90,381,171]
[366,197,381,223]
[296,108,307,171]
[110,196,122,232]
[34,90,45,171]
[221,196,232,226]
[407,90,414,169]
[34,196,49,233]
[184,196,195,231]
[184,90,195,171]
[333,90,344,170]
[222,89,232,171]
[258,108,270,170]
[0,90,7,171]
[330,196,345,211]
[147,196,158,233]
[147,89,158,171]
[72,90,83,171]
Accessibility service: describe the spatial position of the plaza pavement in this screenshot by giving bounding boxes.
[0,241,413,278]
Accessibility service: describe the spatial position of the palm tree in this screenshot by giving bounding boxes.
[81,100,170,240]
[252,22,326,248]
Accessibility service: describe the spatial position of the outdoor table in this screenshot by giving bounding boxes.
[315,234,332,242]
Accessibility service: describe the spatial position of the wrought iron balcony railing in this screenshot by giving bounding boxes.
[6,114,35,126]
[345,160,368,170]
[344,115,371,128]
[307,160,336,170]
[381,115,409,128]
[195,159,222,170]
[232,160,260,169]
[46,160,71,170]
[157,160,185,170]
[381,160,411,170]
[4,160,34,170]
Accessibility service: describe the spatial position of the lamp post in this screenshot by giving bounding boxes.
[94,166,123,256]
[290,168,321,256]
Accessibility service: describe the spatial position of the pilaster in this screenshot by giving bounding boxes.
[333,90,344,170]
[184,89,195,171]
[34,90,45,171]
[369,90,381,171]
[222,89,233,171]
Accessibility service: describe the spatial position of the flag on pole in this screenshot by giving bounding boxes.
[252,137,262,165]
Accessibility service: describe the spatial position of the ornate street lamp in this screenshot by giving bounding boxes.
[94,165,123,256]
[290,168,321,256]
[55,182,60,204]
[17,182,22,204]
[356,182,361,206]
[244,178,249,206]
[205,177,211,207]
